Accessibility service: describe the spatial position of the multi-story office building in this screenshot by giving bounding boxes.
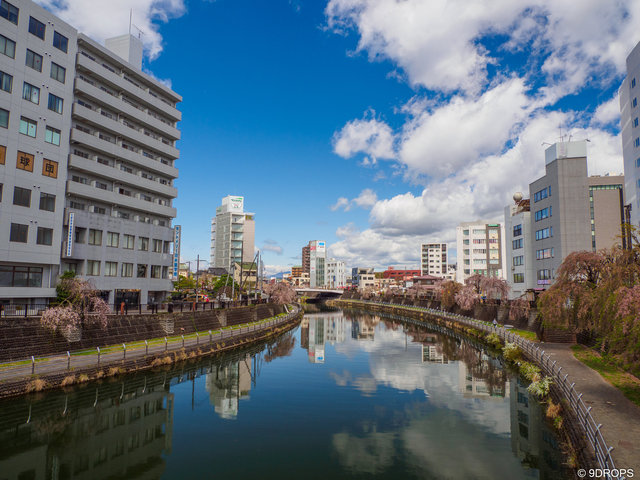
[301,244,310,274]
[420,242,447,277]
[0,1,77,306]
[326,258,346,288]
[0,0,181,306]
[308,240,326,288]
[455,221,506,283]
[620,40,640,229]
[504,194,535,299]
[528,141,624,289]
[351,267,375,290]
[63,34,181,306]
[211,195,255,272]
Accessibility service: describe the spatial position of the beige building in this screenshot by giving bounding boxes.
[211,195,255,271]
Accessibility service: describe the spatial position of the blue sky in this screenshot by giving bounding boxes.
[39,0,638,274]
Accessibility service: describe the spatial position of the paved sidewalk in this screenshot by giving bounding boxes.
[0,313,297,385]
[542,343,640,472]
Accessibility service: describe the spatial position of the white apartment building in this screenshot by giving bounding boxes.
[211,195,255,272]
[351,267,375,291]
[620,40,640,229]
[420,242,447,277]
[308,240,326,288]
[504,194,535,299]
[0,0,181,307]
[455,221,506,284]
[326,258,346,288]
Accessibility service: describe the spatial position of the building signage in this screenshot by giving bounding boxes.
[66,212,74,257]
[173,225,181,278]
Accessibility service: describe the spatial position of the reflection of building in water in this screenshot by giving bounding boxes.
[0,382,174,480]
[205,356,252,418]
[458,355,508,399]
[325,315,346,345]
[308,317,326,363]
[509,378,564,478]
[421,334,449,364]
[351,317,376,341]
[300,318,310,350]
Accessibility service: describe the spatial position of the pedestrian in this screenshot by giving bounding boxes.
[120,301,125,315]
[493,318,498,328]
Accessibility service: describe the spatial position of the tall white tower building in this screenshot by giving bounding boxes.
[211,195,255,271]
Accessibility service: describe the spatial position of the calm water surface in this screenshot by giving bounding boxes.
[0,308,569,479]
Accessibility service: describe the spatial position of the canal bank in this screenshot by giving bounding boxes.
[0,306,302,400]
[333,299,632,479]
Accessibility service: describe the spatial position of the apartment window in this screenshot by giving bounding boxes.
[50,62,66,83]
[123,234,134,249]
[105,261,117,277]
[71,175,88,184]
[537,269,552,283]
[93,206,106,215]
[22,82,40,104]
[118,187,131,196]
[97,157,111,166]
[74,227,86,243]
[0,34,15,58]
[48,94,63,114]
[9,223,28,243]
[88,229,102,246]
[69,201,85,210]
[512,238,523,250]
[633,78,637,88]
[634,98,638,108]
[163,241,171,254]
[39,192,55,212]
[36,227,53,245]
[637,158,640,168]
[635,138,640,148]
[138,237,149,251]
[536,248,554,260]
[25,49,43,72]
[95,181,108,190]
[53,31,68,52]
[45,126,61,146]
[0,1,18,24]
[106,232,119,247]
[13,186,32,207]
[535,227,553,240]
[533,186,551,203]
[28,16,46,39]
[535,206,552,222]
[635,118,639,128]
[121,263,133,277]
[151,265,161,279]
[162,266,169,279]
[137,264,148,278]
[0,70,11,92]
[120,164,133,174]
[513,273,524,284]
[513,256,524,266]
[152,239,162,253]
[0,108,7,129]
[19,117,37,137]
[0,266,44,287]
[86,260,100,276]
[513,224,522,237]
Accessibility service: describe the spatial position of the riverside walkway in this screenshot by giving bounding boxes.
[337,299,639,480]
[0,307,300,387]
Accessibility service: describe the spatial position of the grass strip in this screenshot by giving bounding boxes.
[571,344,640,407]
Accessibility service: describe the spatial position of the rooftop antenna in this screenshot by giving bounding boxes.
[558,124,567,143]
[129,9,145,39]
[129,9,132,34]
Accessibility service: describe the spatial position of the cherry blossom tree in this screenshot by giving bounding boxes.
[263,282,296,305]
[508,297,530,322]
[41,273,111,336]
[480,276,509,301]
[435,280,462,310]
[455,283,480,311]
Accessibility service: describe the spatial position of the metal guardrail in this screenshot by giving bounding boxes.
[347,300,620,480]
[0,305,301,379]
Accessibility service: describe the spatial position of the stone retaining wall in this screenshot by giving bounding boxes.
[0,304,286,362]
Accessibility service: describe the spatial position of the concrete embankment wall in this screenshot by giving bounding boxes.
[0,304,286,362]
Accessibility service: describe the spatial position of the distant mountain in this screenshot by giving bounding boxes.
[268,271,289,279]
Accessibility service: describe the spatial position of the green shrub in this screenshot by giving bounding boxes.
[502,342,522,362]
[485,332,502,349]
[527,376,553,398]
[519,361,541,382]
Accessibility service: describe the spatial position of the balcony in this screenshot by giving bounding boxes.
[67,180,177,218]
[70,128,179,179]
[76,52,181,122]
[72,102,179,159]
[67,154,178,199]
[74,76,181,140]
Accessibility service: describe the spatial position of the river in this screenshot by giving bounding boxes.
[0,307,569,479]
